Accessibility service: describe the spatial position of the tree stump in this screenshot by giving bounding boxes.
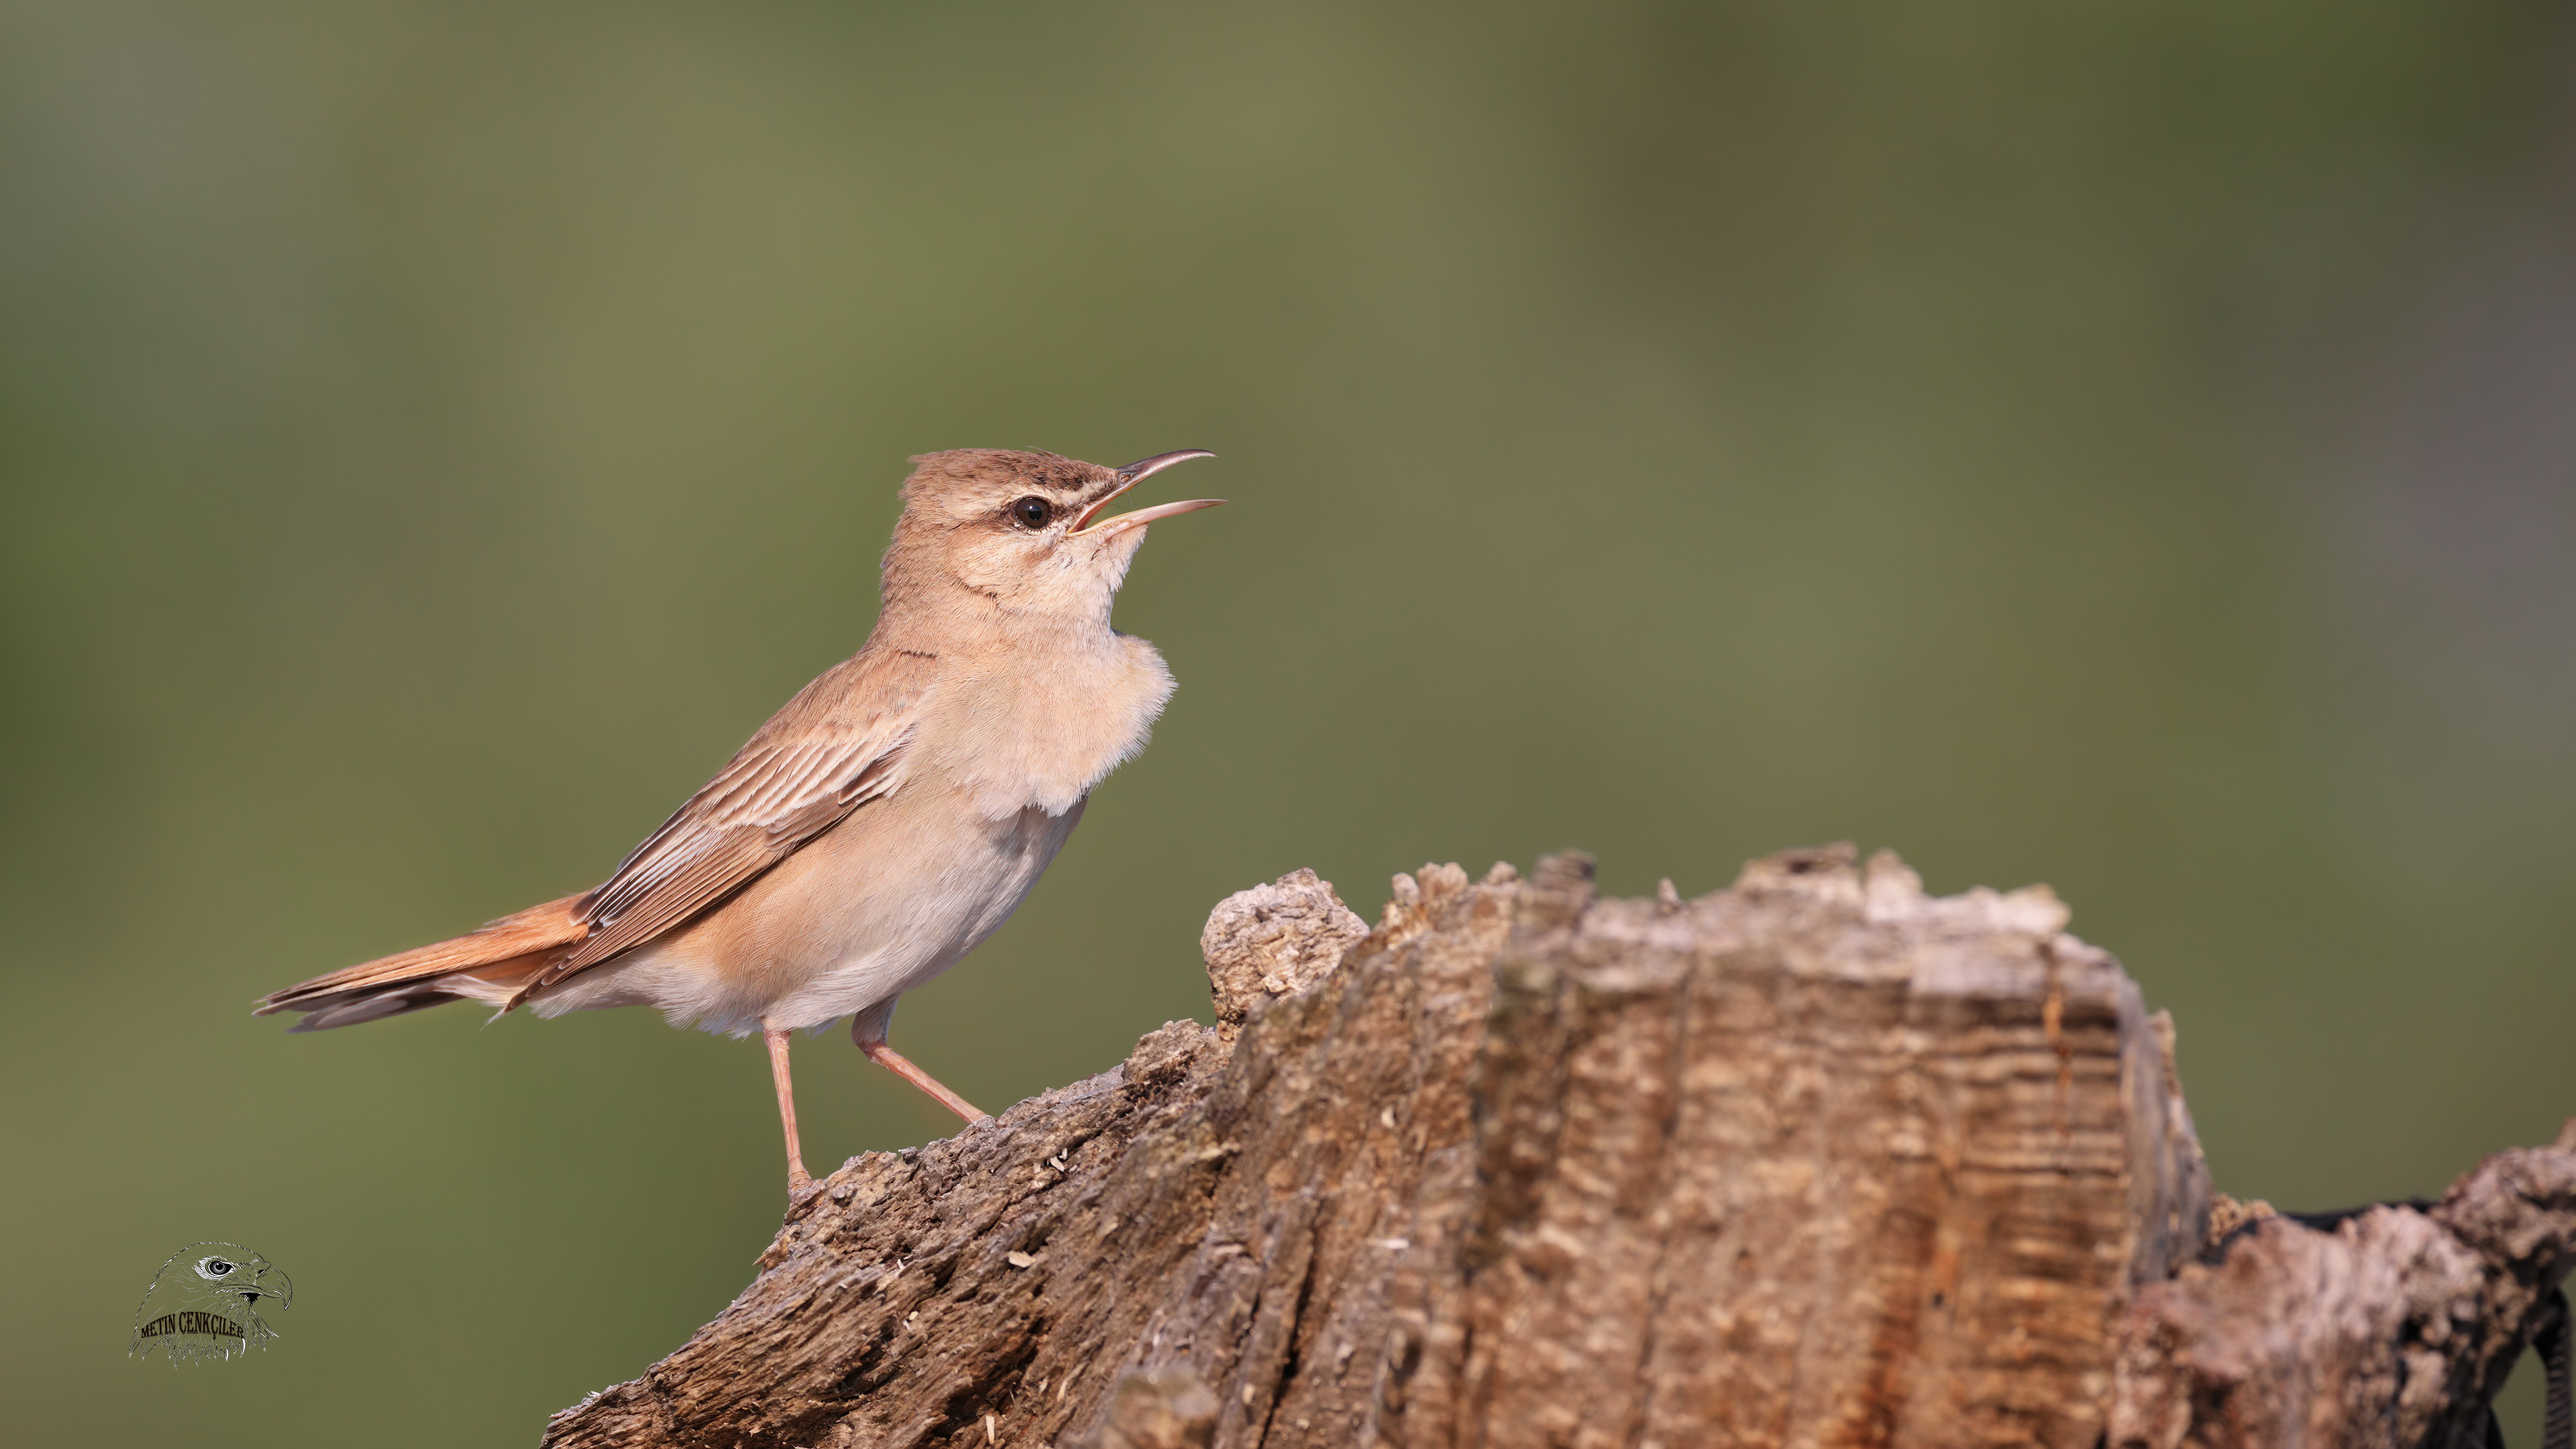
[541,848,2576,1449]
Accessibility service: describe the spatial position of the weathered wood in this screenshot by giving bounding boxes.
[542,847,2575,1448]
[2110,1133,2576,1449]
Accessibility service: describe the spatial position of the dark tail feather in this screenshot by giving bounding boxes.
[285,987,470,1032]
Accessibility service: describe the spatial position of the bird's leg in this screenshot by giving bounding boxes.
[851,1000,990,1124]
[764,1027,818,1203]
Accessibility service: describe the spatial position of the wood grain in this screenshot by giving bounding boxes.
[542,847,2572,1449]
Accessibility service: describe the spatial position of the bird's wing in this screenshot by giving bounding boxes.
[515,647,938,1000]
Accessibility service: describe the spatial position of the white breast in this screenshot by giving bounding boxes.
[922,631,1174,818]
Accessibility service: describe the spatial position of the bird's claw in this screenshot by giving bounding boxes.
[787,1172,822,1210]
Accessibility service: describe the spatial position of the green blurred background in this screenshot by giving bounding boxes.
[5,2,2573,1443]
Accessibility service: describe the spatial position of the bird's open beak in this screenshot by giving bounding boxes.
[1069,449,1225,537]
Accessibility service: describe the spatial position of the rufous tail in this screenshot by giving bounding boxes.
[256,896,589,1030]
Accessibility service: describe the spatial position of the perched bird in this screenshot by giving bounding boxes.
[259,448,1223,1199]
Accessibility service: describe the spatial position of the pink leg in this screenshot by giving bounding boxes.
[851,1002,989,1124]
[765,1027,818,1201]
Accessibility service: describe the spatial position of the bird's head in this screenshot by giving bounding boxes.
[131,1240,294,1363]
[883,448,1222,625]
[182,1246,292,1311]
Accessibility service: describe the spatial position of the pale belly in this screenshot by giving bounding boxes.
[527,786,1087,1037]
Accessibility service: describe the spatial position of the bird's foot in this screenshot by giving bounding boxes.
[787,1167,822,1209]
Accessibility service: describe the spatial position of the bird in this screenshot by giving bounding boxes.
[258,447,1224,1201]
[130,1242,293,1365]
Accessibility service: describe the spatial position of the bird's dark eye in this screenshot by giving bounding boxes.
[1008,496,1052,528]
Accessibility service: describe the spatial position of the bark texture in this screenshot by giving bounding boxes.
[542,847,2576,1449]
